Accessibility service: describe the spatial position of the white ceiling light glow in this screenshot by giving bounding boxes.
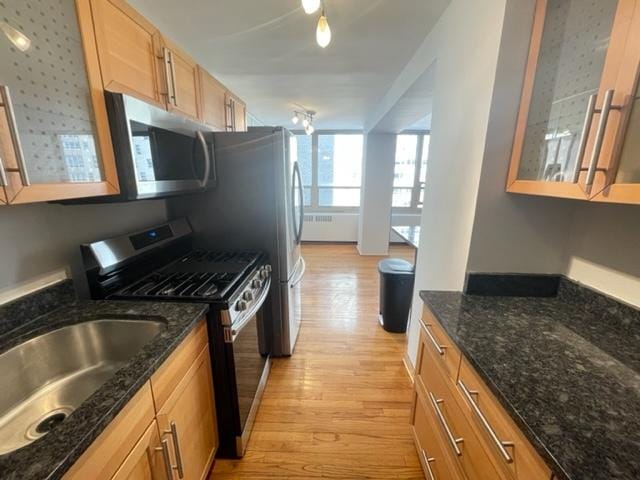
[301,0,321,15]
[316,12,331,48]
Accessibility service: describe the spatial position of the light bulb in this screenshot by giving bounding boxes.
[306,124,315,135]
[302,117,310,128]
[316,14,331,48]
[301,0,321,15]
[291,114,300,125]
[1,22,31,52]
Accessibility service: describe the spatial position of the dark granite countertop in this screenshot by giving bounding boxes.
[419,279,640,480]
[0,299,209,480]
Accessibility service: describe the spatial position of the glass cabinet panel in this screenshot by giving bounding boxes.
[517,0,619,182]
[613,82,640,183]
[0,0,103,184]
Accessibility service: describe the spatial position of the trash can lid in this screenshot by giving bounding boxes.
[378,258,414,274]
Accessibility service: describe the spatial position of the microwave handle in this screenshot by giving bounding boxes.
[196,131,211,188]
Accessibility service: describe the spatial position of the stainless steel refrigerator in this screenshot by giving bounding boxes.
[167,127,305,356]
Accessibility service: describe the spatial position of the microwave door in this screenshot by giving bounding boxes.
[129,122,211,198]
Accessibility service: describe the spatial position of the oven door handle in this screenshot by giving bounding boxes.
[228,276,271,343]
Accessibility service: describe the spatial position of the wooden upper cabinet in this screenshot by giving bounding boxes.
[89,0,165,108]
[506,0,640,204]
[225,92,247,132]
[198,67,227,130]
[0,0,120,205]
[162,39,201,121]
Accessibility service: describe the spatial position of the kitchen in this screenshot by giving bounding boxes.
[0,0,639,479]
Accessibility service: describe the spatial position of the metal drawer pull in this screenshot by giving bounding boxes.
[423,323,446,356]
[421,449,436,480]
[458,379,514,463]
[428,391,463,456]
[0,85,30,186]
[155,439,173,480]
[572,93,597,183]
[165,421,185,478]
[585,89,622,190]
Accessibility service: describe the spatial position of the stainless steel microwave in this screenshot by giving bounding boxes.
[104,92,216,201]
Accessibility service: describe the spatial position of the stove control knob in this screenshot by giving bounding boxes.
[235,300,248,312]
[251,279,262,289]
[264,264,272,273]
[243,291,253,301]
[260,269,269,280]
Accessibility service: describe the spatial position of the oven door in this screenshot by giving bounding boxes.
[223,276,271,457]
[106,92,216,200]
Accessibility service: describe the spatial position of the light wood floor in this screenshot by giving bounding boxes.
[210,243,422,480]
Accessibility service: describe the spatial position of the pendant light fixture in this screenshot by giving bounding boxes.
[291,110,316,135]
[301,0,321,15]
[316,10,331,48]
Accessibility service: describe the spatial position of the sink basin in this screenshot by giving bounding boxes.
[0,318,166,454]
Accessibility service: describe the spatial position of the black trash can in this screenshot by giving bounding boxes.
[378,258,415,333]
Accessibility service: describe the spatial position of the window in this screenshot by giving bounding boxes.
[392,133,429,210]
[290,132,364,210]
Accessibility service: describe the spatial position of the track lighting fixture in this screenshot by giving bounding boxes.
[291,110,316,135]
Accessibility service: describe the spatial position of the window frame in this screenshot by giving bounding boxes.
[392,130,430,213]
[291,129,364,212]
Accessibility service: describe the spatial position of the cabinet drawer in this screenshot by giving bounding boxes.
[420,344,508,480]
[151,319,208,411]
[457,359,551,480]
[420,307,461,381]
[412,383,463,480]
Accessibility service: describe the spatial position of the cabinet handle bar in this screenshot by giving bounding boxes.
[420,449,437,480]
[585,89,622,190]
[422,322,446,356]
[428,391,463,456]
[155,439,174,480]
[166,421,185,478]
[458,379,514,463]
[572,93,598,183]
[0,86,30,186]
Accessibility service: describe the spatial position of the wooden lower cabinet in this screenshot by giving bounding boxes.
[411,307,552,480]
[64,318,217,480]
[156,346,217,480]
[111,420,166,480]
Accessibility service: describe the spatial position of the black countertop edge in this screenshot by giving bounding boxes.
[0,300,209,480]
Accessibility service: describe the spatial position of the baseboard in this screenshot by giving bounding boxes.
[402,351,415,384]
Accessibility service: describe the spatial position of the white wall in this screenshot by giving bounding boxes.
[357,133,397,255]
[0,201,167,297]
[403,0,511,364]
[564,203,640,307]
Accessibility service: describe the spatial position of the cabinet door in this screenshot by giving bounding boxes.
[506,0,637,200]
[111,420,168,480]
[157,346,217,480]
[591,8,640,204]
[90,0,164,108]
[198,68,227,130]
[163,40,200,121]
[0,0,119,204]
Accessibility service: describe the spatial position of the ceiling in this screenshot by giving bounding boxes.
[128,0,449,130]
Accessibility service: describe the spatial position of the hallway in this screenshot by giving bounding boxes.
[210,243,422,479]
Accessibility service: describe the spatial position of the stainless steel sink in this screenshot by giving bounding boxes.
[0,318,166,454]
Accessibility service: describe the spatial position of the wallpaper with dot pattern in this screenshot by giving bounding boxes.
[0,0,103,184]
[517,0,618,182]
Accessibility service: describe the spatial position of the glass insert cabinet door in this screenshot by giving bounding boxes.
[506,0,640,201]
[0,0,119,204]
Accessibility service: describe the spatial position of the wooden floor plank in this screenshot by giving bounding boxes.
[210,243,419,480]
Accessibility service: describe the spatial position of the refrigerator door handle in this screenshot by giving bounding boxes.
[290,257,306,288]
[292,162,304,245]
